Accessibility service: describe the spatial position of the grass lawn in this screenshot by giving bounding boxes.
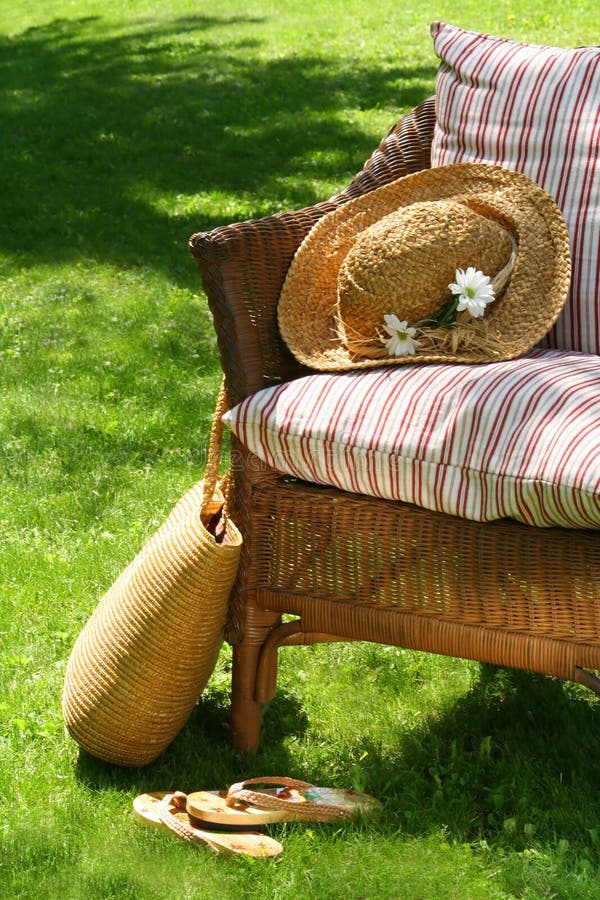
[1,2,599,897]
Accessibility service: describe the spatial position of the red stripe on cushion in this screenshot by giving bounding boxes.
[431,24,600,355]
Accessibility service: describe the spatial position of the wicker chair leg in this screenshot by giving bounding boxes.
[255,621,353,704]
[573,666,600,696]
[231,644,263,753]
[230,606,282,753]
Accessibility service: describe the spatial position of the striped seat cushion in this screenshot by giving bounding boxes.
[430,22,600,354]
[223,350,600,529]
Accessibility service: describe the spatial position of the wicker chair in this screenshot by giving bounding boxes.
[190,96,600,753]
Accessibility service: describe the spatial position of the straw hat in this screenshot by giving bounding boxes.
[278,163,571,369]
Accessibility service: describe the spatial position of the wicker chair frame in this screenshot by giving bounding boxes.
[190,97,600,753]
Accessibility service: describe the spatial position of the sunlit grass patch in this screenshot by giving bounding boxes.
[2,2,600,898]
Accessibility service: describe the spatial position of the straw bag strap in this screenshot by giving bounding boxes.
[201,377,230,519]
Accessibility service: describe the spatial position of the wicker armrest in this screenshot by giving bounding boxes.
[189,96,436,406]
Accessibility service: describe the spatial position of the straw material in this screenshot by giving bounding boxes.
[62,382,242,766]
[225,776,379,822]
[278,163,571,370]
[189,98,600,753]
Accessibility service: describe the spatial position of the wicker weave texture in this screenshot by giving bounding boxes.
[239,466,599,639]
[188,97,599,751]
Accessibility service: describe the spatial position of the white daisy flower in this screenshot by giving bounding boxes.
[448,267,495,319]
[382,314,420,356]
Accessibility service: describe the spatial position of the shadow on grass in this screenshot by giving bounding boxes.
[1,13,436,531]
[73,683,310,797]
[357,665,600,854]
[73,657,600,861]
[1,14,435,278]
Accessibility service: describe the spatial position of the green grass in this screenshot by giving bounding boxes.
[1,2,600,897]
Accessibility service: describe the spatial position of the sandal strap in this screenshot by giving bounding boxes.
[157,792,217,848]
[226,777,355,822]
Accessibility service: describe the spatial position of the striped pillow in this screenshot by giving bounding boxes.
[223,350,600,529]
[430,22,600,354]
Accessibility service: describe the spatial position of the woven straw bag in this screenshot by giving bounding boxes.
[62,381,242,766]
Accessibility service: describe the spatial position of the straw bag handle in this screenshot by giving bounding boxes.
[200,377,230,519]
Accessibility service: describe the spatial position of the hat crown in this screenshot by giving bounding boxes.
[337,200,513,339]
[277,162,571,370]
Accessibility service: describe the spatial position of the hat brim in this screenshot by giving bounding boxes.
[278,163,571,370]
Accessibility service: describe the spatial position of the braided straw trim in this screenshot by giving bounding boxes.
[157,793,212,846]
[226,777,357,822]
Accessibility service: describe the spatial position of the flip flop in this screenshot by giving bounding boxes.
[132,791,283,858]
[186,776,382,826]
